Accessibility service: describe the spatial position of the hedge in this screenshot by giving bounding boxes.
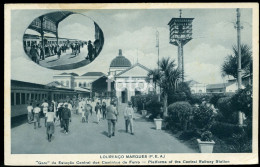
[210,121,243,139]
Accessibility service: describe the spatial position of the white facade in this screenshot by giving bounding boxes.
[52,75,75,89]
[109,67,129,76]
[226,82,245,92]
[187,80,207,94]
[190,83,207,94]
[113,63,153,104]
[53,73,104,90]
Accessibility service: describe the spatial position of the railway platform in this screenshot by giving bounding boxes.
[11,104,196,154]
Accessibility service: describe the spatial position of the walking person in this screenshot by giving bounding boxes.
[90,100,94,116]
[101,101,107,120]
[33,103,41,129]
[106,101,118,138]
[78,98,84,115]
[86,40,93,61]
[62,104,71,134]
[57,103,64,128]
[78,43,81,53]
[84,103,92,123]
[27,102,34,123]
[57,45,61,59]
[41,99,49,127]
[81,104,86,123]
[39,46,44,60]
[124,101,135,135]
[46,104,55,142]
[95,102,101,124]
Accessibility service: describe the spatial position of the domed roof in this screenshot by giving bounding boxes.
[110,49,132,67]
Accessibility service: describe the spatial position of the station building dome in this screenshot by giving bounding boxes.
[110,49,132,68]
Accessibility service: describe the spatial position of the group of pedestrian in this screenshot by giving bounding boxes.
[27,98,73,142]
[45,43,66,59]
[27,96,136,142]
[28,44,43,64]
[79,98,108,124]
[70,42,82,56]
[26,42,70,64]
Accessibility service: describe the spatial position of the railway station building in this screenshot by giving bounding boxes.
[109,49,155,104]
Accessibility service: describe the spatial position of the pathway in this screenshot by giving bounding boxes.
[11,104,197,154]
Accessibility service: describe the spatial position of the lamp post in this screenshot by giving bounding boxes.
[156,30,161,102]
[235,8,244,126]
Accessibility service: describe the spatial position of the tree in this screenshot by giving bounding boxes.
[147,69,160,90]
[147,57,182,117]
[221,44,252,79]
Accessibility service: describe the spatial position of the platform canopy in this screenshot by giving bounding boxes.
[28,11,75,35]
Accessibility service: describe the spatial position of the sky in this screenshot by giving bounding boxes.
[11,8,252,85]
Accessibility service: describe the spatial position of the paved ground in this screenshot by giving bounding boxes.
[11,104,197,154]
[39,46,90,70]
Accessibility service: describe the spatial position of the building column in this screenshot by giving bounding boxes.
[55,23,59,45]
[39,16,45,59]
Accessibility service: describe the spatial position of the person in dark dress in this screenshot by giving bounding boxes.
[57,45,61,59]
[101,102,107,120]
[40,47,44,60]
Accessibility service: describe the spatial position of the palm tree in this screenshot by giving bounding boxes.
[147,57,182,117]
[147,69,160,91]
[221,44,252,79]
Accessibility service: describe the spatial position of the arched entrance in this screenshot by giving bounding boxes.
[121,88,128,103]
[135,88,141,96]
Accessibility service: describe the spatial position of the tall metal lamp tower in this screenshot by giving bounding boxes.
[168,9,194,82]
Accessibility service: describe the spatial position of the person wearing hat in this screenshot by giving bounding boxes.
[61,103,71,134]
[106,100,118,138]
[87,40,93,61]
[124,101,135,135]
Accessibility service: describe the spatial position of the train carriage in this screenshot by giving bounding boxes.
[11,80,88,118]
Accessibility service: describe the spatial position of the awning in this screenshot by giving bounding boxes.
[74,87,91,92]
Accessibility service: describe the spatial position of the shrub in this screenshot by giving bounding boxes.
[244,119,252,140]
[167,101,193,131]
[168,82,192,104]
[179,130,200,141]
[217,97,235,123]
[168,92,187,104]
[201,131,213,142]
[228,129,252,153]
[231,85,252,119]
[210,121,243,139]
[209,94,225,107]
[146,99,163,119]
[189,95,202,105]
[189,94,212,105]
[193,103,215,130]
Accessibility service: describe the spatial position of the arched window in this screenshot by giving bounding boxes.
[79,82,82,87]
[61,81,64,86]
[83,82,86,87]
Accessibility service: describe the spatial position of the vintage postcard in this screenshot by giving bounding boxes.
[4,3,259,165]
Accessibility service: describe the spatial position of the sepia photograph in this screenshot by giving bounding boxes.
[4,3,259,165]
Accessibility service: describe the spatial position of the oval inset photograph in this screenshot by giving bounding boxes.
[23,11,104,70]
